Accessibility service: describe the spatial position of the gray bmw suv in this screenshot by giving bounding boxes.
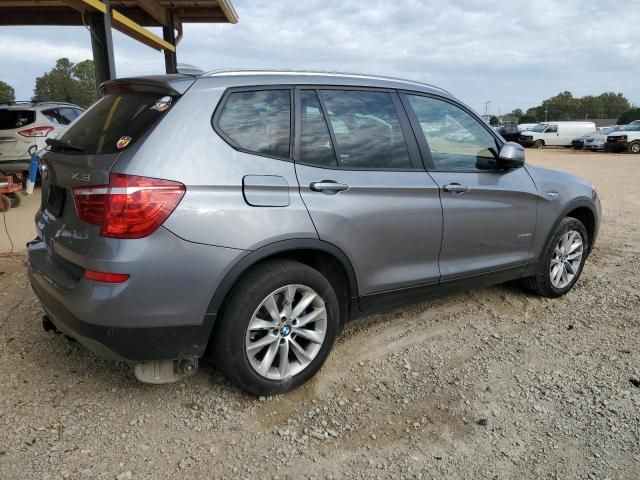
[28,71,601,395]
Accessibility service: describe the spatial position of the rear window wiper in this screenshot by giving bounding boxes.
[45,138,84,152]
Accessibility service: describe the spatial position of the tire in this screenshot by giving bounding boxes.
[0,195,10,212]
[522,217,589,298]
[7,192,21,208]
[629,142,640,154]
[534,140,544,149]
[212,260,340,395]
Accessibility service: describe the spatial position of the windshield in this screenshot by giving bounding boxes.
[531,124,549,132]
[53,92,174,155]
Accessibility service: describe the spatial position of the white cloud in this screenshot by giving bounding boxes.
[1,0,639,111]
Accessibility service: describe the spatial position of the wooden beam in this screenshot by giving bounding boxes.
[111,8,175,52]
[60,0,175,52]
[135,0,167,26]
[61,0,106,13]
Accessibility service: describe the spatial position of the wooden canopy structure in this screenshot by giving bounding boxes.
[0,0,238,88]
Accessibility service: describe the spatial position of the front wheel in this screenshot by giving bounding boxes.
[629,142,640,154]
[522,217,589,298]
[535,140,545,149]
[212,260,340,395]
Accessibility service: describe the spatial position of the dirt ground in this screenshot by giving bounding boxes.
[1,149,639,479]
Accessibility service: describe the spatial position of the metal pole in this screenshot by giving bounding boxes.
[89,0,116,94]
[163,15,177,74]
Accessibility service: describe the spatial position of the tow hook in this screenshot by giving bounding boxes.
[133,358,199,384]
[42,315,60,334]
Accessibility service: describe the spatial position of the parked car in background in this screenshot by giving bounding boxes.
[605,122,640,153]
[571,131,597,150]
[0,101,84,178]
[495,124,520,142]
[519,121,596,148]
[28,71,601,395]
[584,127,616,151]
[517,123,537,132]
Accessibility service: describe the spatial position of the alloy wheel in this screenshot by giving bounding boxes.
[245,284,327,380]
[550,230,584,289]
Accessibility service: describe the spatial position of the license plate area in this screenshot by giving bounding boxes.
[45,184,66,217]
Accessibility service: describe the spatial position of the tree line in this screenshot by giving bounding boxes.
[504,91,638,125]
[2,59,640,125]
[0,58,97,108]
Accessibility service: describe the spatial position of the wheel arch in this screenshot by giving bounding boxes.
[206,239,359,327]
[566,205,596,252]
[546,198,597,256]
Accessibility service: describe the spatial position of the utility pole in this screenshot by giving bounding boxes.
[544,105,549,122]
[484,100,492,121]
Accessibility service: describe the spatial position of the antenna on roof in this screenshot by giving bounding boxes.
[176,64,204,75]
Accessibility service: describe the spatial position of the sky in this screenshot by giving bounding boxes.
[1,0,638,116]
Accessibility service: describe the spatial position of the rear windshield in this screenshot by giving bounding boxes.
[53,92,173,155]
[0,109,35,130]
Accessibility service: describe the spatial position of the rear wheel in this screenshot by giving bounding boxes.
[629,142,640,154]
[522,217,588,298]
[6,192,21,208]
[212,260,340,395]
[535,140,545,149]
[0,195,10,212]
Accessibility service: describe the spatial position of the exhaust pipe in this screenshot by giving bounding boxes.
[42,315,60,334]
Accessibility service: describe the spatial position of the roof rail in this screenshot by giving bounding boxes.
[1,100,81,107]
[201,69,451,96]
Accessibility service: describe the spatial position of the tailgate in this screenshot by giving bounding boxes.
[36,81,194,268]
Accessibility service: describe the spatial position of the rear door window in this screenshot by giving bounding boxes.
[0,109,35,130]
[42,109,64,125]
[216,89,291,159]
[317,90,412,169]
[299,90,337,167]
[58,108,80,124]
[53,93,173,155]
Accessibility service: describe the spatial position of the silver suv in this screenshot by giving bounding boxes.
[28,71,601,395]
[0,101,84,177]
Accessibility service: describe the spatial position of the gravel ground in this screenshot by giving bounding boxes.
[1,148,639,479]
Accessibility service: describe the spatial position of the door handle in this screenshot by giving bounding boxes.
[443,183,470,194]
[310,181,349,194]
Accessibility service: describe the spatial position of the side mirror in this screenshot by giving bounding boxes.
[497,142,525,169]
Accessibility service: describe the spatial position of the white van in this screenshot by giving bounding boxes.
[519,121,596,148]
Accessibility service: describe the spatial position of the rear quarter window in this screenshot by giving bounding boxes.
[0,109,35,130]
[53,93,173,155]
[215,89,291,159]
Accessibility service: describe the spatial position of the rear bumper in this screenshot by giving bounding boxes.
[27,229,247,363]
[0,158,30,173]
[30,270,214,362]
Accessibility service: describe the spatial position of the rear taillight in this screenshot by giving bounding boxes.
[18,126,54,137]
[73,173,185,239]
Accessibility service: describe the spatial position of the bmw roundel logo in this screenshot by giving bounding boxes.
[280,324,291,336]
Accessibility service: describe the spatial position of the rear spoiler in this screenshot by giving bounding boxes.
[100,74,197,96]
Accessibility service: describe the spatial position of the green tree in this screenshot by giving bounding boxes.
[618,108,640,125]
[32,58,97,108]
[71,60,96,108]
[0,81,15,103]
[518,115,537,124]
[489,115,499,126]
[538,91,581,121]
[598,92,631,119]
[580,96,605,119]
